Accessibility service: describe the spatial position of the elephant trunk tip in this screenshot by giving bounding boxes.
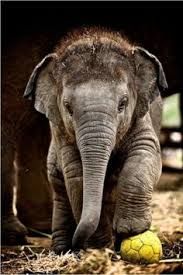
[72,218,98,249]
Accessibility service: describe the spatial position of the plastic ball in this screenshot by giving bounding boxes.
[120,230,163,264]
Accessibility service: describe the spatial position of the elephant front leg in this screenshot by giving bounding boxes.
[48,148,76,254]
[48,136,84,252]
[52,182,76,254]
[60,144,83,225]
[48,166,76,254]
[113,144,162,240]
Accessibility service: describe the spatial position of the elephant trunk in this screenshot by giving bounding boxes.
[72,114,116,248]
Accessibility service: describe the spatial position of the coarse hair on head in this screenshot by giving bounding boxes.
[54,27,136,85]
[55,26,135,59]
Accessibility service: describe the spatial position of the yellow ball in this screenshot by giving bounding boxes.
[120,230,163,264]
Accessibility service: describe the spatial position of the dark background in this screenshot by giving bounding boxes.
[2,1,183,97]
[2,1,183,46]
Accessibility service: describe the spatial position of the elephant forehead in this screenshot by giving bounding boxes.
[59,50,134,87]
[64,79,129,100]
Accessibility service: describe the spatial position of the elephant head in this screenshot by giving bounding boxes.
[24,28,167,248]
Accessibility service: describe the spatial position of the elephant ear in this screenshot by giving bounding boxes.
[133,46,168,117]
[24,53,61,125]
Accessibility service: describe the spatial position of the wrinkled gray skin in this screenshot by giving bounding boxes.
[24,31,167,253]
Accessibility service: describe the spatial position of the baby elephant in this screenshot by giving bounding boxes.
[24,28,167,254]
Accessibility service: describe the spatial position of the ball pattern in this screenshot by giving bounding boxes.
[120,230,163,264]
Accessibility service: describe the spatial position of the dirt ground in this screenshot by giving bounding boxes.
[1,173,183,274]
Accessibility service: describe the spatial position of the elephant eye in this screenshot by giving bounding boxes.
[118,96,128,113]
[64,100,73,116]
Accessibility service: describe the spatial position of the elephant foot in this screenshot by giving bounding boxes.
[113,215,151,238]
[51,241,72,255]
[86,227,114,250]
[51,231,72,255]
[2,215,28,245]
[86,237,114,250]
[113,215,151,251]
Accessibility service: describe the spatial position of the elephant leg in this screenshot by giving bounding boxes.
[1,132,27,245]
[48,142,84,253]
[60,145,83,225]
[113,143,162,240]
[47,144,76,254]
[15,117,53,232]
